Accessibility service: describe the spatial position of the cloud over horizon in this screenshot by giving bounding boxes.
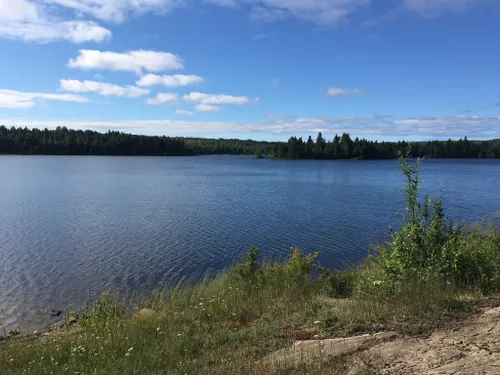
[0,89,87,109]
[2,116,499,140]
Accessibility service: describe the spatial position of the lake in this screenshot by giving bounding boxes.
[1,156,499,331]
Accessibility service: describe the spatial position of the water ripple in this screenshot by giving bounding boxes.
[1,156,500,331]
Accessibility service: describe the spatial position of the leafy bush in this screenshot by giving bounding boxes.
[379,146,500,294]
[285,247,319,277]
[233,245,261,281]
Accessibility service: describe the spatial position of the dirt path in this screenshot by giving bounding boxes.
[371,306,500,374]
[261,304,500,374]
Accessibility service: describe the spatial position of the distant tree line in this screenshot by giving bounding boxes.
[268,132,500,159]
[1,126,499,159]
[0,126,276,156]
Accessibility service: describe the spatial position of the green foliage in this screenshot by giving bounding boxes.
[254,147,263,158]
[378,145,500,294]
[234,245,261,281]
[0,126,277,156]
[277,132,500,160]
[285,247,319,277]
[71,290,126,327]
[315,266,356,299]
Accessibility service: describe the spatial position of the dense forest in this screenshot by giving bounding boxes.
[0,126,276,156]
[269,133,500,159]
[1,125,500,159]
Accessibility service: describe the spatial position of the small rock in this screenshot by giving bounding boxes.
[259,331,397,370]
[51,309,63,317]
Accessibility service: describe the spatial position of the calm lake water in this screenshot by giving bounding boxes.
[1,156,500,330]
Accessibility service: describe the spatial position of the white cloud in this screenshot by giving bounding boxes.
[146,92,178,105]
[249,6,288,22]
[393,116,500,127]
[0,0,111,43]
[207,0,371,26]
[68,50,183,75]
[325,87,370,97]
[195,104,220,112]
[402,0,496,15]
[0,89,87,109]
[176,109,195,115]
[43,0,184,23]
[2,116,499,139]
[0,19,111,43]
[208,0,498,25]
[184,92,259,105]
[0,0,38,22]
[2,1,496,45]
[60,79,149,98]
[136,74,204,87]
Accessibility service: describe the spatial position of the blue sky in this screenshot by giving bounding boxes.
[0,0,499,141]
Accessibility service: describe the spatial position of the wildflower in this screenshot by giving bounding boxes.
[157,327,160,331]
[199,302,203,306]
[127,347,134,352]
[177,333,182,337]
[372,280,383,286]
[314,321,321,325]
[313,335,319,339]
[9,359,14,362]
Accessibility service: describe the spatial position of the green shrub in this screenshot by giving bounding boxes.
[378,146,500,294]
[233,245,261,281]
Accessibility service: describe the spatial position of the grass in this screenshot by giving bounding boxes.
[0,249,490,375]
[2,150,500,374]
